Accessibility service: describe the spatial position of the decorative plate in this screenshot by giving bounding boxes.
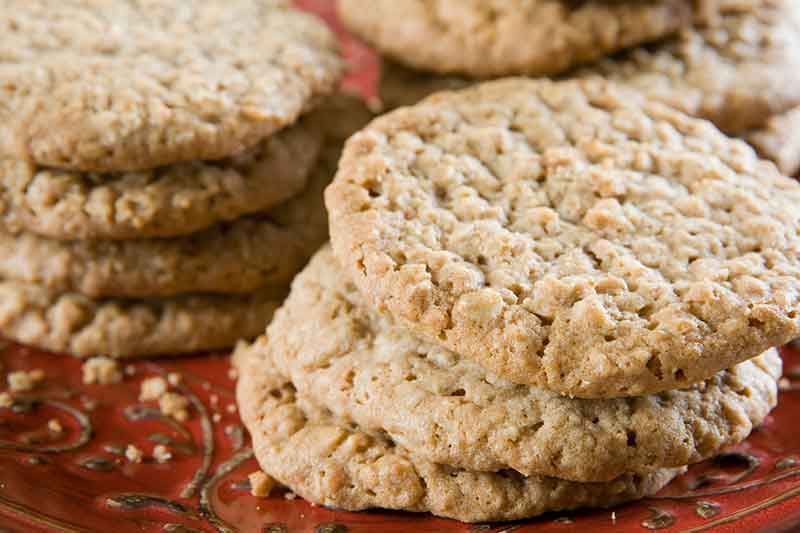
[1,1,800,531]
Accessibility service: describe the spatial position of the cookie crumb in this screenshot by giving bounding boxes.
[82,357,122,385]
[212,413,222,423]
[167,372,182,386]
[125,444,144,463]
[159,392,190,422]
[153,444,172,463]
[611,511,617,523]
[779,377,792,391]
[124,364,137,376]
[7,369,44,392]
[226,404,237,414]
[140,376,168,401]
[48,419,63,434]
[249,471,275,497]
[227,367,239,380]
[0,392,12,408]
[209,394,219,407]
[284,492,297,500]
[82,397,98,411]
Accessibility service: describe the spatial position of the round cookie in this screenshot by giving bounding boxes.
[338,0,691,78]
[261,246,781,482]
[745,106,800,176]
[585,0,800,133]
[327,78,800,398]
[0,282,285,359]
[235,340,683,523]
[0,143,335,298]
[0,0,343,171]
[0,118,321,241]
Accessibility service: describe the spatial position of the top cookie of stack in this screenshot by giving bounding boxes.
[1,0,341,171]
[0,0,346,358]
[326,77,800,399]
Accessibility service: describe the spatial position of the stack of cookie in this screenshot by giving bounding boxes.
[345,0,800,175]
[237,78,800,522]
[0,0,346,358]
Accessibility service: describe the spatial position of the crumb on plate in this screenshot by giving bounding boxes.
[7,369,44,392]
[140,376,168,401]
[249,471,276,497]
[153,444,172,463]
[125,444,144,463]
[82,357,123,385]
[159,392,190,422]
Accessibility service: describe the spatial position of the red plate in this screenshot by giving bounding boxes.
[2,2,800,531]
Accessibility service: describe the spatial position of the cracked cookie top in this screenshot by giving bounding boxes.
[327,78,800,398]
[0,0,343,171]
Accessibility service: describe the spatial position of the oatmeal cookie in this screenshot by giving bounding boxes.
[327,78,800,398]
[0,141,337,297]
[236,337,682,523]
[0,0,343,171]
[338,0,691,78]
[586,0,800,133]
[0,282,285,358]
[0,119,321,240]
[260,247,780,482]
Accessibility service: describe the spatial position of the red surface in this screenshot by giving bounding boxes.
[1,2,800,531]
[1,341,800,533]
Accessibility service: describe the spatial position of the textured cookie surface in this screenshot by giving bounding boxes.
[0,282,285,358]
[746,106,800,176]
[339,0,691,78]
[235,339,682,523]
[0,117,321,241]
[261,247,780,482]
[327,78,800,398]
[0,134,341,298]
[379,1,800,134]
[0,0,343,171]
[0,216,311,299]
[585,0,800,133]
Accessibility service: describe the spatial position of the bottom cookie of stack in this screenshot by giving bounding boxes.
[0,282,287,359]
[237,340,683,523]
[235,247,781,522]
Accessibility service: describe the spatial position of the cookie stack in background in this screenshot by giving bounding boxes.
[237,78,800,522]
[344,0,800,176]
[0,0,352,358]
